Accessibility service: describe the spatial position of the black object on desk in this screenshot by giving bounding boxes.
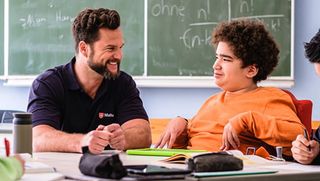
[125,165,191,180]
[187,152,243,172]
[79,147,127,179]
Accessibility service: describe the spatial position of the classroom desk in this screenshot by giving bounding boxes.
[2,133,320,181]
[29,151,320,181]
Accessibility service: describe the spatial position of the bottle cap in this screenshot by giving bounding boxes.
[13,112,32,124]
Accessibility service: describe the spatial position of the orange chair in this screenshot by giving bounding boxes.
[282,89,313,136]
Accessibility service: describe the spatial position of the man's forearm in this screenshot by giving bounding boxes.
[122,119,152,150]
[33,125,83,153]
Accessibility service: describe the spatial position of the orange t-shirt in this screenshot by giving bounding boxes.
[180,87,304,156]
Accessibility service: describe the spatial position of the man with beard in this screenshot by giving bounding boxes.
[27,8,151,154]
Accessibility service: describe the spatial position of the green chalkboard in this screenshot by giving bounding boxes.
[2,0,293,80]
[0,0,3,75]
[8,0,144,76]
[147,0,292,77]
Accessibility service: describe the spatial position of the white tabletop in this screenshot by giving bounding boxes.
[2,133,320,181]
[28,151,320,181]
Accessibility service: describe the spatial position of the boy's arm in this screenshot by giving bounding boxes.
[230,111,304,156]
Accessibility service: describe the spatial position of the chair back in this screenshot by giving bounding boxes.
[0,110,24,123]
[282,90,313,136]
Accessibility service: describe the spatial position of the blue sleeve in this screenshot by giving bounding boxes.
[27,72,64,129]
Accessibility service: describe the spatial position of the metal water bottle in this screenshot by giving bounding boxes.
[13,112,32,155]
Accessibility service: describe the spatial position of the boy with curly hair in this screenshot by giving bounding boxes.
[155,19,304,159]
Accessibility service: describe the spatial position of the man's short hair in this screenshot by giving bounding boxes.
[72,8,120,53]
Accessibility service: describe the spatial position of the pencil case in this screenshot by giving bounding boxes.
[187,152,243,172]
[78,147,127,179]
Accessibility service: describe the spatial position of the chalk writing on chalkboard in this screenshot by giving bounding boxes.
[7,0,144,76]
[2,0,292,84]
[148,0,291,77]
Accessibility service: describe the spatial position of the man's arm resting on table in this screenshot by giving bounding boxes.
[33,125,85,153]
[122,119,152,150]
[33,119,152,152]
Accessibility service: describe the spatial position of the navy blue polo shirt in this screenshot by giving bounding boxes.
[27,57,148,133]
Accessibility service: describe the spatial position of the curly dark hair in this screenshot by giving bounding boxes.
[212,19,279,83]
[72,8,120,53]
[304,29,320,63]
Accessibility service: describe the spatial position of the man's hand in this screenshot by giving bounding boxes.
[81,128,112,154]
[154,117,188,148]
[291,134,320,164]
[104,124,126,150]
[220,122,240,151]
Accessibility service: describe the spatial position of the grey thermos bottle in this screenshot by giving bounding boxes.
[13,112,32,155]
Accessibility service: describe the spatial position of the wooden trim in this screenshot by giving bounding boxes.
[312,121,320,129]
[150,119,170,144]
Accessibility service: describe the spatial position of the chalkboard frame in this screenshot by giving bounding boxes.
[1,0,295,88]
[0,0,4,76]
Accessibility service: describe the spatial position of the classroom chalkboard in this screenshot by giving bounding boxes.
[1,0,293,81]
[8,0,144,76]
[148,0,292,76]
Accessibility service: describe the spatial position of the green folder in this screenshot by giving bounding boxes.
[126,148,206,157]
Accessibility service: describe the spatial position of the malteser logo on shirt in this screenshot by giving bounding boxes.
[98,112,114,119]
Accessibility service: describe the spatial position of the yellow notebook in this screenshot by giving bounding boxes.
[162,152,208,164]
[162,150,284,165]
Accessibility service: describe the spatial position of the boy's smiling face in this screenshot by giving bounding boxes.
[213,41,257,93]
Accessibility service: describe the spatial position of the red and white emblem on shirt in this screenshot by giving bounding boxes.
[98,112,104,119]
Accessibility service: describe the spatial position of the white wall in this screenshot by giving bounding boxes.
[1,0,320,120]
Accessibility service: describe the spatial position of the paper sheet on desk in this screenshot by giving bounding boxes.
[25,161,56,173]
[21,172,65,181]
[161,149,287,166]
[0,152,56,174]
[192,167,278,178]
[22,159,65,181]
[262,162,320,172]
[16,153,57,174]
[226,150,287,166]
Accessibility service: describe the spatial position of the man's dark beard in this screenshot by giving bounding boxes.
[87,59,121,80]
